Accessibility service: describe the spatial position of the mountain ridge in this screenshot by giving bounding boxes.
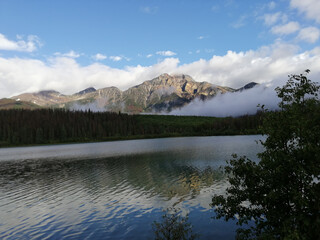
[10,74,258,113]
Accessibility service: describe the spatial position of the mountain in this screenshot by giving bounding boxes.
[10,90,71,108]
[236,82,259,92]
[75,87,96,95]
[0,98,40,110]
[119,73,234,112]
[10,74,257,113]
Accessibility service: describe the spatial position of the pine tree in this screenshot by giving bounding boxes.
[212,70,320,239]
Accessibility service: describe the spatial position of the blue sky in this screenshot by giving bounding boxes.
[0,0,287,66]
[0,0,320,97]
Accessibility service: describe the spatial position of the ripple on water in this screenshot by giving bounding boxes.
[0,136,264,239]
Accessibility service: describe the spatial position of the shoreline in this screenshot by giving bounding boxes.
[0,132,261,149]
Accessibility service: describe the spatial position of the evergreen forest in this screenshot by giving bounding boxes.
[0,109,263,147]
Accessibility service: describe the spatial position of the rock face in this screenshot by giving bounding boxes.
[121,74,234,112]
[75,87,96,95]
[10,74,256,113]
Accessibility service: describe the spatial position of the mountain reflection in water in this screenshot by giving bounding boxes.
[0,136,264,239]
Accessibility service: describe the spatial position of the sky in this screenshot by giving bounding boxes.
[0,0,320,100]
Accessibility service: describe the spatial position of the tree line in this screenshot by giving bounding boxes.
[0,109,263,146]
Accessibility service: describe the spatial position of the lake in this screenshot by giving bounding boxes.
[0,135,264,239]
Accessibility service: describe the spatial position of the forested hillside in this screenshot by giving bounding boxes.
[0,109,263,146]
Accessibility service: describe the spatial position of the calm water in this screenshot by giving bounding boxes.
[0,135,264,239]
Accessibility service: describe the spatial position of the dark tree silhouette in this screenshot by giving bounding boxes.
[212,70,320,239]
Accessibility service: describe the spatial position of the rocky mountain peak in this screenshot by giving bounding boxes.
[38,90,61,97]
[236,82,259,92]
[143,74,195,89]
[158,73,171,79]
[75,87,96,95]
[173,74,195,82]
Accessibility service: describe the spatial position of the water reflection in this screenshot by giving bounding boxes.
[0,136,264,239]
[0,152,226,205]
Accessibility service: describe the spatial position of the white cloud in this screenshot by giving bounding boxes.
[263,12,280,26]
[124,57,131,61]
[109,56,122,62]
[175,43,302,88]
[170,85,280,117]
[290,0,320,23]
[108,55,130,62]
[156,51,177,56]
[297,27,320,43]
[205,49,215,53]
[198,36,205,40]
[271,21,300,35]
[93,53,107,61]
[231,15,247,29]
[263,12,287,26]
[268,1,276,10]
[0,57,180,97]
[1,42,320,104]
[0,33,41,52]
[54,50,81,58]
[146,54,153,58]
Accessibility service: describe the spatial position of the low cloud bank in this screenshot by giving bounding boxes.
[170,84,281,117]
[69,100,108,112]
